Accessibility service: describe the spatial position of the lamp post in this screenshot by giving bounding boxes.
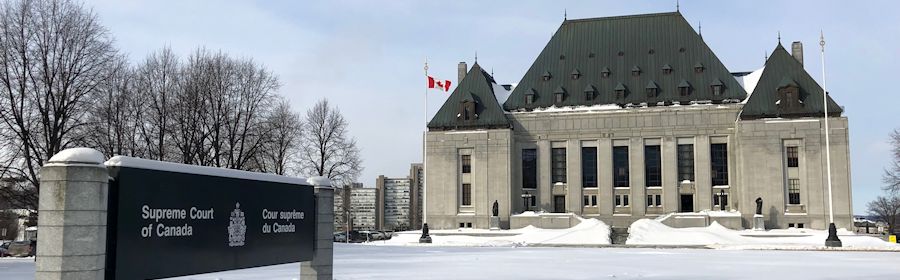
[820,31,842,247]
[521,191,534,212]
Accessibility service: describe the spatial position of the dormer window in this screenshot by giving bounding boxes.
[584,84,596,101]
[710,79,725,96]
[678,80,692,96]
[631,66,641,77]
[601,67,611,78]
[459,99,476,121]
[525,88,537,104]
[776,78,802,110]
[542,71,552,81]
[571,69,581,80]
[645,81,659,97]
[554,86,566,103]
[614,83,627,100]
[694,62,705,73]
[662,64,673,75]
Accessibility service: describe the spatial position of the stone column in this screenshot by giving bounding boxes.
[301,176,334,280]
[36,148,108,280]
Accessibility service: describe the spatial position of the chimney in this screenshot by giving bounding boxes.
[791,41,803,66]
[458,62,467,84]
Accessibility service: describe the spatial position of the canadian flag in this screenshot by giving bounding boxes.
[427,76,452,92]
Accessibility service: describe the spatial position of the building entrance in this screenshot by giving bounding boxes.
[553,195,566,213]
[680,194,694,212]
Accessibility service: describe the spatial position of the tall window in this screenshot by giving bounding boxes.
[677,144,694,182]
[613,146,629,187]
[522,149,537,189]
[552,148,567,184]
[461,183,472,206]
[644,145,661,187]
[788,179,800,205]
[786,146,799,167]
[582,147,597,188]
[461,155,471,173]
[710,143,729,186]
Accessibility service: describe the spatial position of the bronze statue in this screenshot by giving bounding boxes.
[492,200,499,217]
[755,197,763,215]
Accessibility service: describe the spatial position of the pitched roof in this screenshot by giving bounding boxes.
[427,63,510,130]
[503,12,746,110]
[740,43,843,119]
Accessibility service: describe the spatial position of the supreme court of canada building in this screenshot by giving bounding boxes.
[424,12,852,231]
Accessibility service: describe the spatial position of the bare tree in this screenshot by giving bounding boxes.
[84,55,143,158]
[134,47,180,161]
[884,129,900,194]
[299,99,362,185]
[258,99,302,175]
[0,0,117,209]
[867,195,900,235]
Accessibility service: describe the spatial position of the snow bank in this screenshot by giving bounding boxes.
[371,217,610,247]
[627,218,900,250]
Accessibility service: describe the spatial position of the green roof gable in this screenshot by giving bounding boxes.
[427,63,510,130]
[740,44,843,119]
[503,12,746,110]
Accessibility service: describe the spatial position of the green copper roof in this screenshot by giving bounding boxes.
[503,12,746,110]
[427,63,510,130]
[740,44,843,119]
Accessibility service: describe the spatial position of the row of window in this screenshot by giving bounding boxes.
[522,142,729,189]
[541,64,707,82]
[525,82,725,105]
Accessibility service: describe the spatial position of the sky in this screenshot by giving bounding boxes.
[86,0,899,214]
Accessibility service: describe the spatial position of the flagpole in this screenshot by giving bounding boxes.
[821,31,841,247]
[423,58,429,227]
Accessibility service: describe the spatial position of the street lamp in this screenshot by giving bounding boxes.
[521,191,534,212]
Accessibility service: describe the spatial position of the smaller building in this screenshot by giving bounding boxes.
[377,176,412,231]
[340,183,378,231]
[409,163,424,230]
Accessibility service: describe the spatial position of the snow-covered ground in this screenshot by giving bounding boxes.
[370,217,610,247]
[4,244,900,280]
[627,218,900,250]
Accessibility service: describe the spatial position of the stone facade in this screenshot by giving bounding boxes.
[426,105,853,230]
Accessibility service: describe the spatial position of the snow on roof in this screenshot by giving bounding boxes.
[105,156,310,186]
[507,102,743,116]
[738,67,764,104]
[492,82,512,104]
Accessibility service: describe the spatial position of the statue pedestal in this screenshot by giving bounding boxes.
[489,216,500,230]
[752,214,765,231]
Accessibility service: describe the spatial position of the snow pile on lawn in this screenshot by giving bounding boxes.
[627,218,900,250]
[372,217,610,247]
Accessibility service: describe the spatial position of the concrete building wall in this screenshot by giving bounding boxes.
[734,117,853,230]
[425,129,512,230]
[425,104,853,231]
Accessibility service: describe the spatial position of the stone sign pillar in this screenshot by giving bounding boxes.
[36,148,108,280]
[301,176,334,280]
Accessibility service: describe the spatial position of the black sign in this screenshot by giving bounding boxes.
[106,167,315,280]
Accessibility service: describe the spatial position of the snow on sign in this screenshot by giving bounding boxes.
[104,156,315,280]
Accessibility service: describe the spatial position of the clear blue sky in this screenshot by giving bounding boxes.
[87,0,899,214]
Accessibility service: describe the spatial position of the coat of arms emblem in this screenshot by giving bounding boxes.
[228,202,246,247]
